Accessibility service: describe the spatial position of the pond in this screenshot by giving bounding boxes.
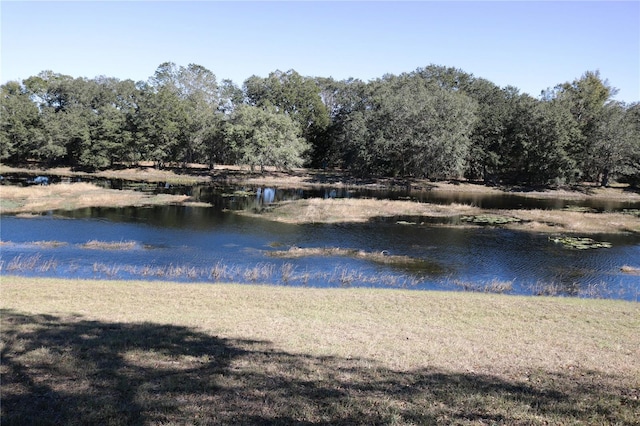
[187,184,640,212]
[4,172,640,212]
[1,195,639,300]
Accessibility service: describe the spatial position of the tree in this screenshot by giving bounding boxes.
[501,94,579,185]
[620,103,640,186]
[0,81,43,162]
[217,79,243,115]
[178,64,220,165]
[136,82,187,168]
[414,64,474,91]
[145,62,222,166]
[315,77,368,168]
[590,102,637,186]
[340,74,477,178]
[548,71,617,181]
[244,70,330,166]
[225,105,308,172]
[30,74,96,167]
[463,79,513,183]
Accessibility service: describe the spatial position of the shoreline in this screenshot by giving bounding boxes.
[3,163,640,200]
[2,164,639,234]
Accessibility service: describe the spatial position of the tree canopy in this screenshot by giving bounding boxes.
[1,63,638,186]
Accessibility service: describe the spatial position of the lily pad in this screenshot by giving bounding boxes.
[460,214,522,225]
[563,205,597,213]
[549,236,612,250]
[622,209,640,217]
[221,190,254,198]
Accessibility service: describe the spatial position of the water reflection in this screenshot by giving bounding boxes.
[190,185,640,212]
[3,173,639,211]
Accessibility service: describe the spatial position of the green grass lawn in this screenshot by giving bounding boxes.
[2,276,639,425]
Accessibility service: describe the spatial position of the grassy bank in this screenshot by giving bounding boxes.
[241,197,640,234]
[3,163,640,199]
[0,164,212,186]
[0,182,198,214]
[3,164,640,233]
[2,276,638,425]
[247,198,482,224]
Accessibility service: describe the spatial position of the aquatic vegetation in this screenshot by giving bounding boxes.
[0,182,192,214]
[450,279,514,294]
[525,280,629,299]
[2,254,57,273]
[241,198,481,224]
[507,209,640,234]
[549,236,612,249]
[460,214,522,225]
[221,190,255,197]
[0,240,67,249]
[81,240,138,250]
[5,254,43,271]
[268,246,426,266]
[562,205,598,213]
[620,265,640,275]
[30,240,68,248]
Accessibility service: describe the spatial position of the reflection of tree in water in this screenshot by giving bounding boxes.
[256,187,276,205]
[1,310,636,425]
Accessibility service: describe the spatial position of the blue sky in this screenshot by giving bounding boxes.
[2,1,639,102]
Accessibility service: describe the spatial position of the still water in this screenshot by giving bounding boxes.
[1,197,639,300]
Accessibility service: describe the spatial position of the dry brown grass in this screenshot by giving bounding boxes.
[81,240,138,250]
[2,276,639,424]
[267,246,427,267]
[0,164,211,185]
[621,265,640,275]
[506,208,640,234]
[241,197,640,233]
[244,198,481,224]
[508,184,640,201]
[0,182,192,214]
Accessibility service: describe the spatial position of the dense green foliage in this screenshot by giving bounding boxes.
[1,63,638,186]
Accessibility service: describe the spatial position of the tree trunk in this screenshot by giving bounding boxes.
[601,168,610,187]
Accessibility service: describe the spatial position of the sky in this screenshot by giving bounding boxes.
[1,1,639,102]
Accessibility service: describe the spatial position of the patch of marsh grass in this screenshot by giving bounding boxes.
[81,240,138,250]
[241,197,640,234]
[242,198,481,224]
[523,280,637,300]
[0,182,192,214]
[267,246,428,267]
[507,209,640,234]
[451,279,514,294]
[621,265,640,275]
[5,254,42,271]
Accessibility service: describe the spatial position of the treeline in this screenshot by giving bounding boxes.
[1,62,639,186]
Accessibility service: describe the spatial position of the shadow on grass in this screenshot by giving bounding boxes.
[2,309,636,425]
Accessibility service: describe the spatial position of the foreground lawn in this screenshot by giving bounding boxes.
[1,276,639,425]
